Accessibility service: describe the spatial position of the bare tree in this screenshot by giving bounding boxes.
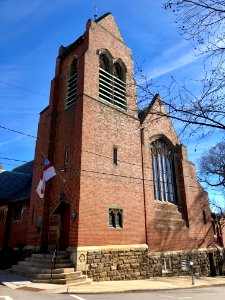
[164,1,225,56]
[136,1,225,139]
[200,141,225,188]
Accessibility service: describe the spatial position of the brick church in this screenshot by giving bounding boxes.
[4,13,223,279]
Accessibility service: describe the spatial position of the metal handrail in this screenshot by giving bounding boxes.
[50,238,60,280]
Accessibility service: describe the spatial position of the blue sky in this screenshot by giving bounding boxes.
[0,0,221,200]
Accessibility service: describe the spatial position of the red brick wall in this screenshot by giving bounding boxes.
[7,201,29,248]
[0,205,8,249]
[76,16,145,246]
[26,105,52,248]
[141,98,214,252]
[26,13,214,253]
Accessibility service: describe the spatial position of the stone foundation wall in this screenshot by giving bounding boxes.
[86,248,224,281]
[86,249,155,281]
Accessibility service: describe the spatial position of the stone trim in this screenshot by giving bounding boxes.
[67,244,148,273]
[67,244,148,252]
[84,247,225,281]
[149,247,217,256]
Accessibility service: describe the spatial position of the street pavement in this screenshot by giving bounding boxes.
[0,269,225,294]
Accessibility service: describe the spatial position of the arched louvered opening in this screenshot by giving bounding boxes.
[99,53,111,73]
[113,62,126,109]
[151,139,178,203]
[65,58,78,108]
[99,50,126,110]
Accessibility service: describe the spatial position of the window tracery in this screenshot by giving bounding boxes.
[151,139,177,203]
[99,51,126,110]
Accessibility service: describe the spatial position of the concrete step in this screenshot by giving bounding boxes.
[26,257,72,264]
[32,275,89,285]
[18,260,74,269]
[31,252,69,259]
[10,268,89,285]
[11,265,76,274]
[26,272,82,280]
[10,250,89,285]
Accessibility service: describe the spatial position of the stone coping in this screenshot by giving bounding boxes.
[148,247,221,256]
[67,244,148,252]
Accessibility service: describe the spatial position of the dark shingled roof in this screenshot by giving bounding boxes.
[8,183,32,203]
[0,171,31,200]
[0,161,33,203]
[12,160,34,175]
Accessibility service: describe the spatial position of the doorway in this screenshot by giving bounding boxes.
[59,207,70,250]
[51,197,70,251]
[208,252,217,277]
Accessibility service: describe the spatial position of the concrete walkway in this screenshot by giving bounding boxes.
[0,269,225,294]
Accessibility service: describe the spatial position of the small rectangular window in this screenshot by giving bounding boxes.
[162,257,172,272]
[0,210,4,223]
[181,255,189,271]
[63,147,69,171]
[109,210,115,227]
[202,209,207,224]
[109,208,123,228]
[141,128,144,145]
[31,205,34,223]
[113,146,118,165]
[13,206,23,221]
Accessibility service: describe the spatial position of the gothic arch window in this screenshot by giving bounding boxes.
[109,208,123,228]
[65,58,78,109]
[99,53,110,73]
[113,62,124,81]
[151,138,178,203]
[99,50,126,110]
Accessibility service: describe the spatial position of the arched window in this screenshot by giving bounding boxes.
[66,58,78,108]
[109,208,123,228]
[99,51,126,110]
[151,139,177,203]
[99,54,110,73]
[113,62,124,81]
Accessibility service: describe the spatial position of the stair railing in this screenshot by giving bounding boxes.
[50,238,60,280]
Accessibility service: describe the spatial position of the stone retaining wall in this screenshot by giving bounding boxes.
[86,248,224,281]
[86,249,152,281]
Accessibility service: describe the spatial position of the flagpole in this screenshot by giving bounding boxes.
[41,152,66,183]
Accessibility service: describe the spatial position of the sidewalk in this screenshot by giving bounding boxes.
[0,269,225,294]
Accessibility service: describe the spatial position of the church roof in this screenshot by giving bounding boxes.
[95,12,112,23]
[0,161,33,203]
[59,12,113,60]
[12,160,34,175]
[138,94,161,123]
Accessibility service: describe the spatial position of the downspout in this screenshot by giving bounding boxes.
[140,127,148,247]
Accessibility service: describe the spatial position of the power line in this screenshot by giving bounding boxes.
[0,155,221,194]
[0,162,20,167]
[0,125,37,139]
[0,124,207,177]
[0,157,31,163]
[0,80,49,98]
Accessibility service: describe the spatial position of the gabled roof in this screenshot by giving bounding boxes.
[0,161,33,203]
[95,12,112,23]
[59,35,84,60]
[58,12,116,60]
[12,160,34,175]
[138,94,161,123]
[0,171,31,200]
